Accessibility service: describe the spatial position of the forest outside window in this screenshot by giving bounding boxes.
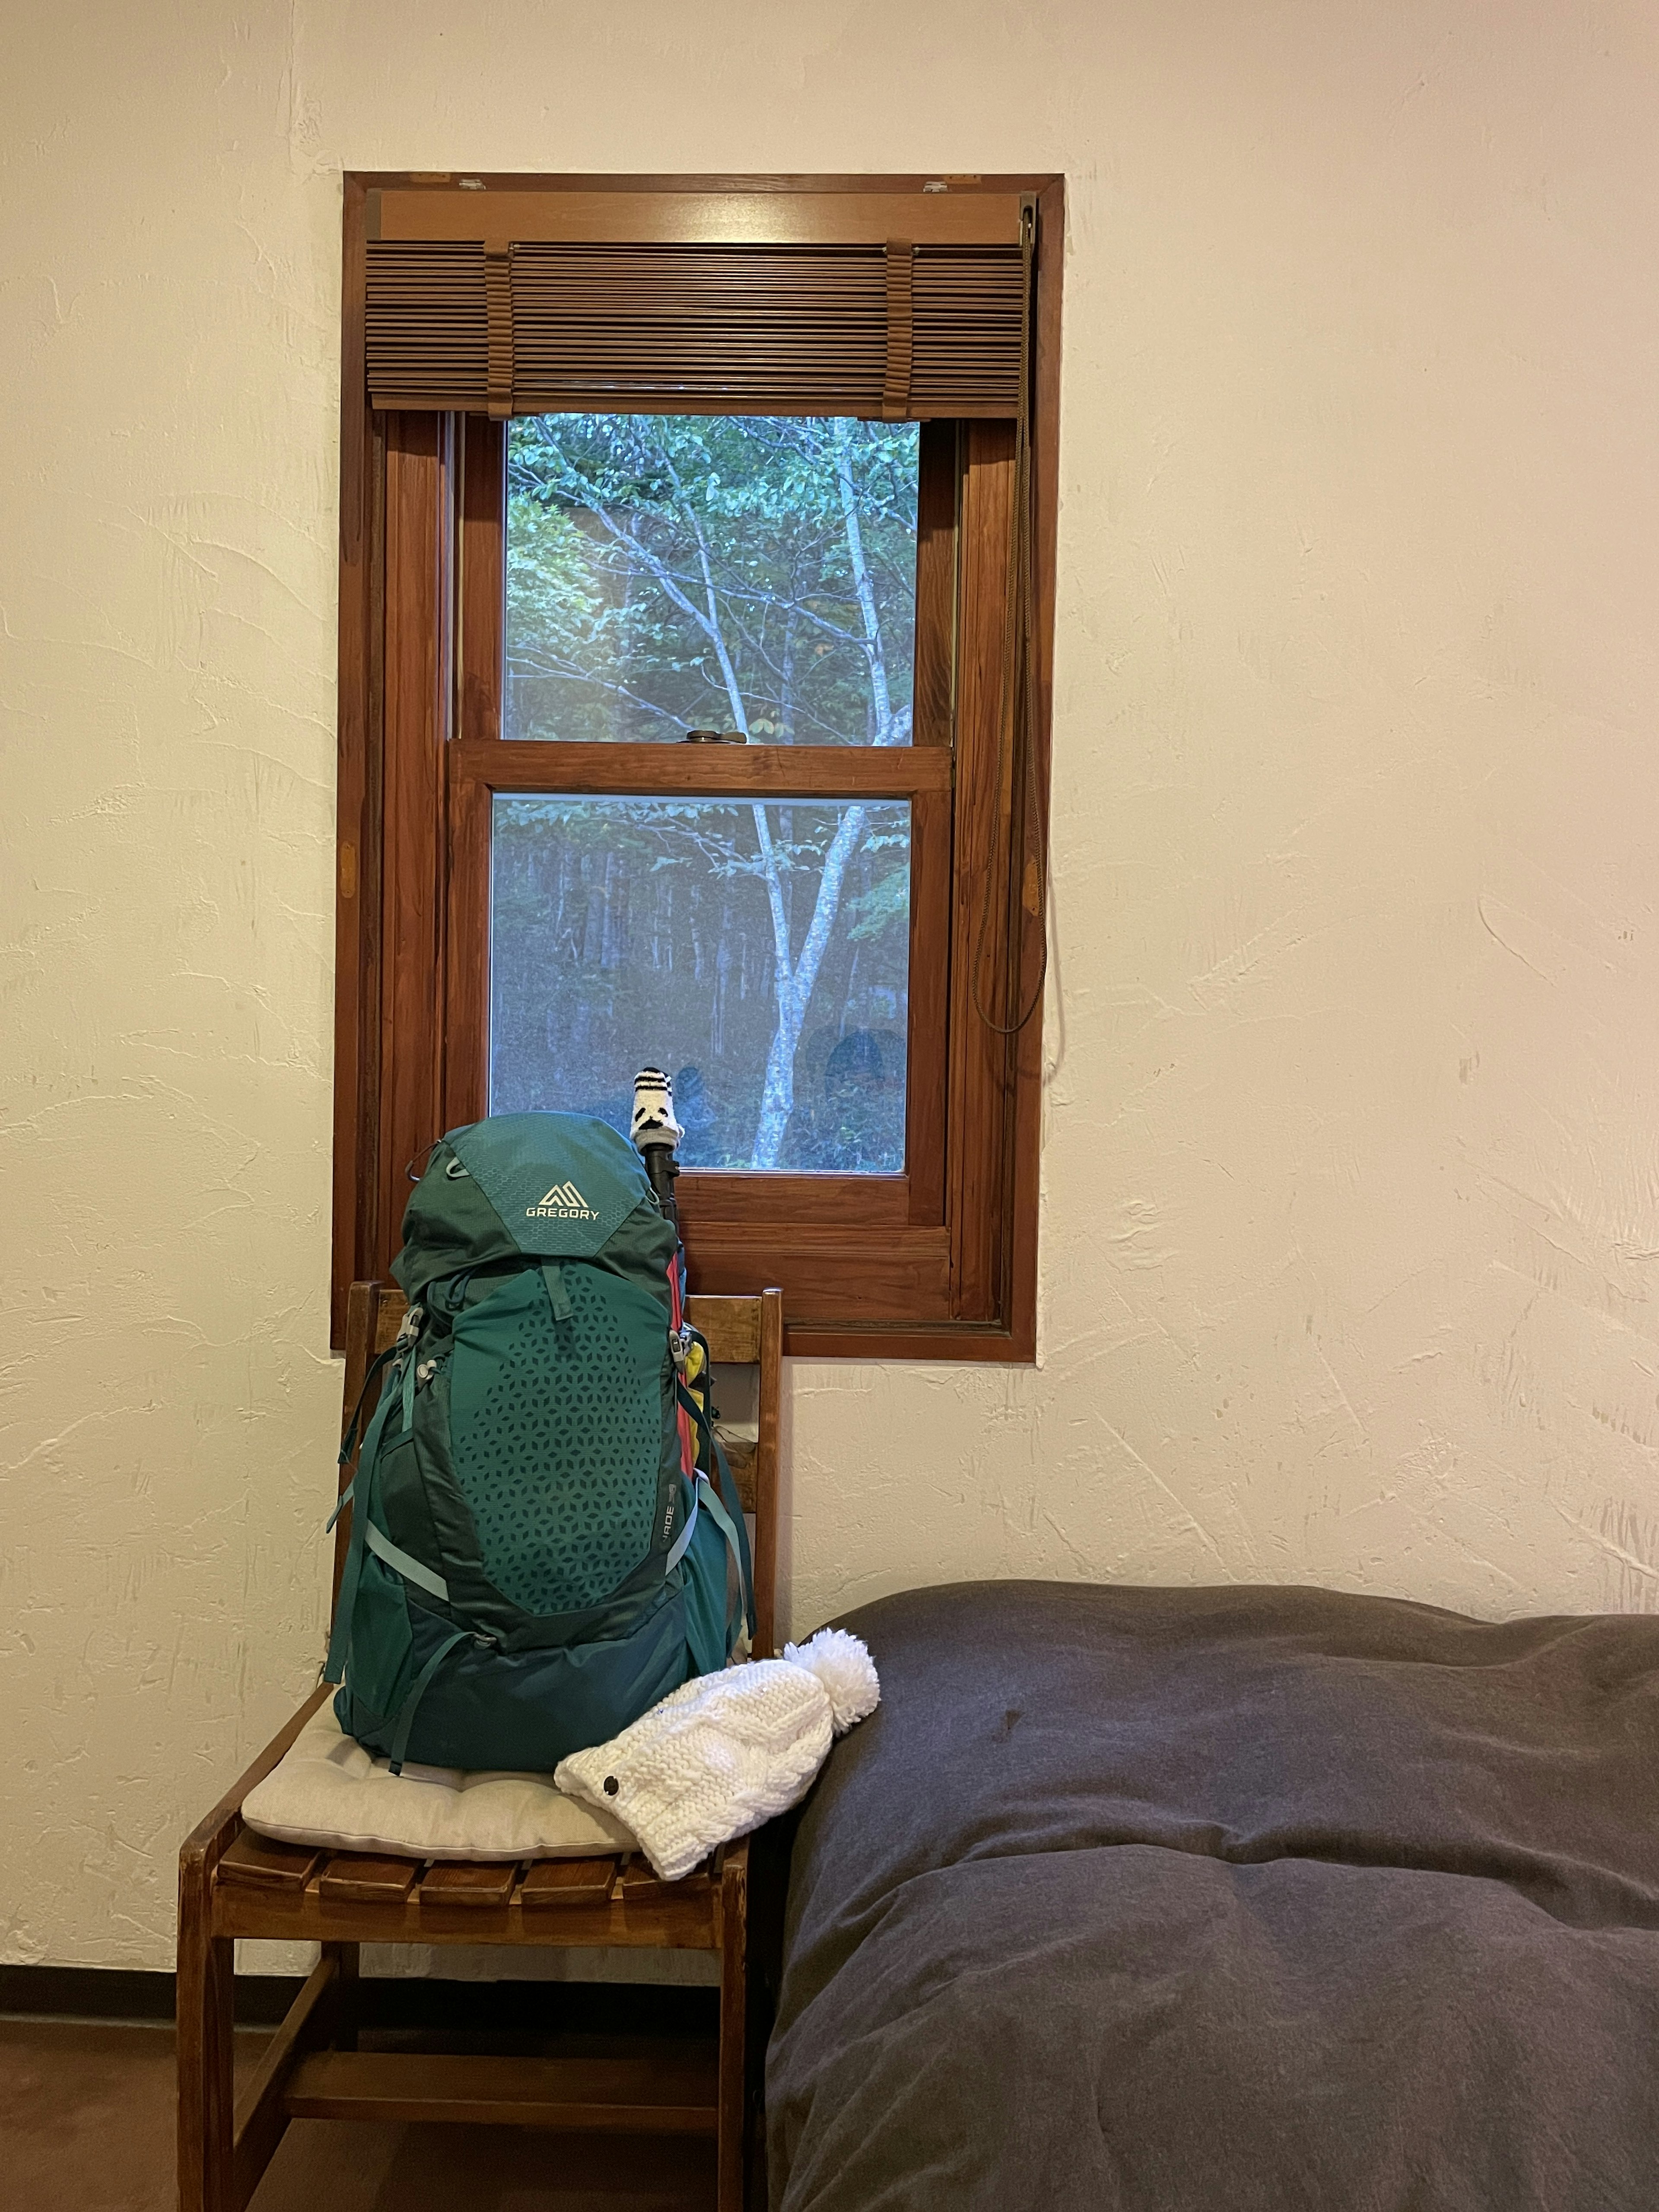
[332,175,1062,1358]
[495,414,918,1174]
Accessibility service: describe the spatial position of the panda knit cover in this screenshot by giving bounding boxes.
[555,1628,880,1881]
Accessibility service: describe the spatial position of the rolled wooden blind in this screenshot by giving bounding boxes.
[362,188,1032,421]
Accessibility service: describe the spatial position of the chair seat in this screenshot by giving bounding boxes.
[216,1771,721,1953]
[242,1694,635,1863]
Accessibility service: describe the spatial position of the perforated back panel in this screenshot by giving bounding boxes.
[450,1265,663,1616]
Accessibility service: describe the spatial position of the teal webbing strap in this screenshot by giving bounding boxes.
[324,1382,397,1685]
[540,1261,573,1323]
[327,1335,398,1561]
[337,1344,397,1469]
[663,1474,745,1655]
[674,1376,756,1651]
[698,1469,742,1564]
[699,1459,750,1660]
[710,1430,755,1644]
[664,1479,699,1574]
[388,1630,469,1774]
[674,1373,715,1457]
[365,1519,450,1602]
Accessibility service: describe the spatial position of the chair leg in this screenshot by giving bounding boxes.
[718,1852,749,2212]
[176,1862,235,2212]
[322,1941,360,2049]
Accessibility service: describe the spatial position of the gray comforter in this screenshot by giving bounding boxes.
[766,1581,1659,2211]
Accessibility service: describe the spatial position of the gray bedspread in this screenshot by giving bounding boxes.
[765,1580,1659,2211]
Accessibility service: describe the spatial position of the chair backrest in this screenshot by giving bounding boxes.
[336,1279,785,1658]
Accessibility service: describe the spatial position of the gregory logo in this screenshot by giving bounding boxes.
[527,1181,598,1221]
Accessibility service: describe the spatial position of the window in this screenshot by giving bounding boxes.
[333,175,1061,1358]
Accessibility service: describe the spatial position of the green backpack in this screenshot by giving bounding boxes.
[325,1112,753,1773]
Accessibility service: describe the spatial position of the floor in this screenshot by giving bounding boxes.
[0,2016,717,2212]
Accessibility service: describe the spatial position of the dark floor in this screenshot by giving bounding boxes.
[0,2016,717,2212]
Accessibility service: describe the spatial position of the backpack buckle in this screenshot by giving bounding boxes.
[669,1325,693,1373]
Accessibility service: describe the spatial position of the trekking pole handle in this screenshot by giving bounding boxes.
[631,1066,684,1233]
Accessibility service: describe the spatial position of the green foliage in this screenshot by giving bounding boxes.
[505,413,918,746]
[845,866,912,943]
[492,414,917,1170]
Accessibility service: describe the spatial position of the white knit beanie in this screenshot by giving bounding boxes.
[555,1629,880,1881]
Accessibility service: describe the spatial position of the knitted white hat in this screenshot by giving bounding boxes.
[554,1628,880,1882]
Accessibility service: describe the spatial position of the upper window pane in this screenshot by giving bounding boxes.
[505,414,919,747]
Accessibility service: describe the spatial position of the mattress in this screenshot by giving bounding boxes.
[766,1580,1659,2211]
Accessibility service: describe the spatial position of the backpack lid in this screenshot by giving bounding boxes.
[447,1112,657,1260]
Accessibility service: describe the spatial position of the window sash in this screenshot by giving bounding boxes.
[445,420,955,1263]
[443,752,953,1217]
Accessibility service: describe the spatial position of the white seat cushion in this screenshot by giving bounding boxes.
[242,1700,636,1862]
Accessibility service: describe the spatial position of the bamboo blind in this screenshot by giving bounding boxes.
[362,189,1033,421]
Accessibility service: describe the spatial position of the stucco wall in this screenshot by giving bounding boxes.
[5,0,1657,1969]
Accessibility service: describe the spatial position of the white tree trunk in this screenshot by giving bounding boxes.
[749,800,871,1167]
[747,426,902,1164]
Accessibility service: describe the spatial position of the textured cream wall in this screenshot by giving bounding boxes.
[5,0,1657,1970]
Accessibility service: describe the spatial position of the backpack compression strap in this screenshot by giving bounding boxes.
[387,1630,470,1774]
[326,1623,471,1777]
[673,1376,756,1660]
[324,1369,400,1686]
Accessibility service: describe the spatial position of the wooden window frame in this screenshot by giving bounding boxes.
[332,173,1062,1361]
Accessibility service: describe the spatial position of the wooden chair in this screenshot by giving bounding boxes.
[178,1282,784,2212]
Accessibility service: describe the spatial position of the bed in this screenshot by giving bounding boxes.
[765,1580,1659,2211]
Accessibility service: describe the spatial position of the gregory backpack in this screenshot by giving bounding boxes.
[325,1111,754,1773]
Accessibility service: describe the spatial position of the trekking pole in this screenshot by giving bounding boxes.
[630,1066,684,1234]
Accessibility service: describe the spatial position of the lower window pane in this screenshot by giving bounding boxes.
[490,796,910,1172]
